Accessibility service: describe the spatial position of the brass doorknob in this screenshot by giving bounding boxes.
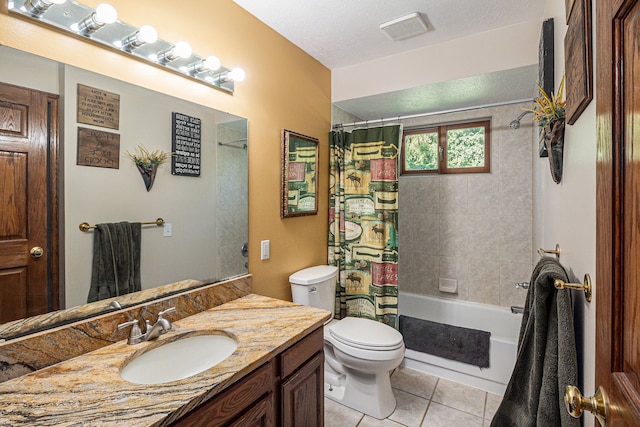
[30,247,44,258]
[565,385,609,426]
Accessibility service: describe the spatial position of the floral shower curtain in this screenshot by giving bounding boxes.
[328,125,401,328]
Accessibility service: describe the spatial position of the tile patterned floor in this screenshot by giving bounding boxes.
[324,366,503,427]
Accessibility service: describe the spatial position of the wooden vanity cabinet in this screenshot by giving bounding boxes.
[171,326,324,426]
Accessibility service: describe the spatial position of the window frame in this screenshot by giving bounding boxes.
[401,119,491,175]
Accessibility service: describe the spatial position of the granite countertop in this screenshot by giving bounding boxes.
[0,294,331,426]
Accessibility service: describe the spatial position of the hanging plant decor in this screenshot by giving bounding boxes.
[125,145,172,191]
[544,118,565,184]
[524,76,566,184]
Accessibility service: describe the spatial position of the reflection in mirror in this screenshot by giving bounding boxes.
[0,46,248,340]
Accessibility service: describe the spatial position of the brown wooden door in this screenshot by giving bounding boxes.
[596,0,640,425]
[0,82,59,323]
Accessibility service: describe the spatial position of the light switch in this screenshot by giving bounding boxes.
[261,240,270,260]
[163,223,172,237]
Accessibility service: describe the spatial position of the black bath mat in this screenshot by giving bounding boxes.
[399,315,491,368]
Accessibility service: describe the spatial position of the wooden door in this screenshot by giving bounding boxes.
[0,82,59,323]
[595,0,640,425]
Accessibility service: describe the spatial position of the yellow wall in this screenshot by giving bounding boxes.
[0,0,331,301]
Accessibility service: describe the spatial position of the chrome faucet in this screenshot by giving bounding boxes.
[144,307,176,340]
[117,307,176,345]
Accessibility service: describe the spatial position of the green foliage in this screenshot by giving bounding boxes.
[446,127,485,168]
[403,126,485,171]
[404,132,438,171]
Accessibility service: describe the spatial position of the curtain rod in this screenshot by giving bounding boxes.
[332,98,533,129]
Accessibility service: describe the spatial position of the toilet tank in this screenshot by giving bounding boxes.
[289,265,338,313]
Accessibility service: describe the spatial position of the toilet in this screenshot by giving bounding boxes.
[289,265,405,419]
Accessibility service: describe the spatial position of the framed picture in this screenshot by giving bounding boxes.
[564,0,593,125]
[281,129,319,218]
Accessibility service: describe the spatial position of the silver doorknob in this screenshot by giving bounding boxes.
[30,247,44,258]
[565,385,609,426]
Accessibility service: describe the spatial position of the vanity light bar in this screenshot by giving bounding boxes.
[7,0,244,93]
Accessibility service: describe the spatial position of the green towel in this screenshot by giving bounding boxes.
[491,257,580,427]
[87,222,142,303]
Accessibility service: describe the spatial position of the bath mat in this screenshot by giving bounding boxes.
[399,315,490,368]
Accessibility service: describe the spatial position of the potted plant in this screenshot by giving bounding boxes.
[125,145,172,191]
[526,76,566,183]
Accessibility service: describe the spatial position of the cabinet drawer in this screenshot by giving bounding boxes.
[280,326,323,379]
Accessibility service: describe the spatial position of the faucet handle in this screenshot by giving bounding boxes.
[117,319,143,344]
[157,306,176,320]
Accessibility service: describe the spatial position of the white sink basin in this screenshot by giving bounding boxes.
[120,333,238,385]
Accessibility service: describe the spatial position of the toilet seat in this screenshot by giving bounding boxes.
[327,317,404,351]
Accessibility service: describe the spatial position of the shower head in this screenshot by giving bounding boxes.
[509,111,532,129]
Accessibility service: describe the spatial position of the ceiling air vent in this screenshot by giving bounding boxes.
[380,12,430,41]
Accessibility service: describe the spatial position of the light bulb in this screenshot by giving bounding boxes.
[76,3,117,34]
[120,25,158,51]
[203,56,221,72]
[94,3,117,25]
[187,56,221,75]
[173,42,192,59]
[137,25,158,44]
[228,68,245,82]
[157,41,192,63]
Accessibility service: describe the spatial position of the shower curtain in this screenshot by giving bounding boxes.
[328,125,401,328]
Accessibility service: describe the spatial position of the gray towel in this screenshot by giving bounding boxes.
[491,257,580,427]
[87,222,142,303]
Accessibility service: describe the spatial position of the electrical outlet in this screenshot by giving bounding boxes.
[261,240,270,260]
[163,223,172,237]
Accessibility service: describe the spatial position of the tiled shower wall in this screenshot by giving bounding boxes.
[398,103,534,308]
[216,123,249,279]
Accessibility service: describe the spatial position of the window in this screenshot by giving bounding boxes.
[401,120,490,174]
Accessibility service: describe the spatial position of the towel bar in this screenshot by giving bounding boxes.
[79,218,165,232]
[538,244,561,261]
[554,274,592,303]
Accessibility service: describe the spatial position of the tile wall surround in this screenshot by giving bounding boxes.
[217,124,249,279]
[398,103,534,308]
[0,275,252,383]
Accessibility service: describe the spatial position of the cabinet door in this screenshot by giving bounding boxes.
[171,361,274,426]
[281,353,324,427]
[230,394,273,427]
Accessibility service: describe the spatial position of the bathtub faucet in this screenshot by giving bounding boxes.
[510,306,524,314]
[514,282,530,289]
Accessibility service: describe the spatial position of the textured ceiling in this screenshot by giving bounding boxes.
[233,0,546,70]
[233,0,547,120]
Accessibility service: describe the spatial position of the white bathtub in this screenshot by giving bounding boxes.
[398,292,521,395]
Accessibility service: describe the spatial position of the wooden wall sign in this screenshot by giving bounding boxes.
[564,0,593,125]
[77,84,120,130]
[77,127,120,169]
[539,18,554,99]
[171,112,201,177]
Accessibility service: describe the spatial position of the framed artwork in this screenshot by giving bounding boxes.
[539,18,554,100]
[564,0,593,125]
[281,129,319,218]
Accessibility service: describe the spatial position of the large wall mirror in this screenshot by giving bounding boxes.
[0,46,248,340]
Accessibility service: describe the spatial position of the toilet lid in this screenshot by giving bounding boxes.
[329,317,404,350]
